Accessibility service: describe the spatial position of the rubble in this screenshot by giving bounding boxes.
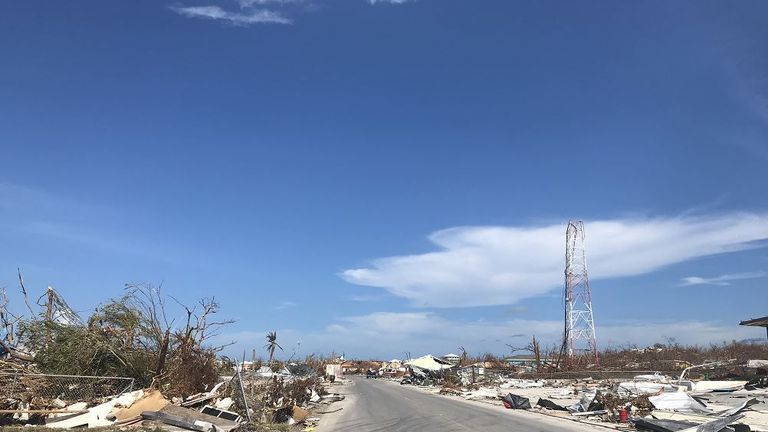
[648,393,711,414]
[405,355,455,372]
[536,398,569,411]
[634,417,703,431]
[0,358,343,430]
[142,404,240,432]
[618,381,677,396]
[388,351,768,431]
[0,280,345,431]
[501,379,545,389]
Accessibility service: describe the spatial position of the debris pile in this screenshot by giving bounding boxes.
[389,352,768,431]
[0,278,344,431]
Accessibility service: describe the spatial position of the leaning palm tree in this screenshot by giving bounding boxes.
[265,331,283,364]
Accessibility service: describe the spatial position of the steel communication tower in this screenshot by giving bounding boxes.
[562,220,598,363]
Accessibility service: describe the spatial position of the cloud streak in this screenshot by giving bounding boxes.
[170,5,291,25]
[342,213,768,307]
[680,271,767,287]
[236,0,301,6]
[171,0,413,26]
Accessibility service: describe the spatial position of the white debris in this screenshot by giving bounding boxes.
[691,381,747,393]
[462,387,499,400]
[500,379,545,389]
[633,373,670,382]
[618,381,676,395]
[47,390,144,428]
[548,388,575,399]
[747,360,768,369]
[215,397,234,410]
[648,392,711,414]
[310,389,321,403]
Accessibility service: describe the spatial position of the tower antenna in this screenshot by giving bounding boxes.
[561,220,598,365]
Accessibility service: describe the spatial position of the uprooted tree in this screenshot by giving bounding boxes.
[6,277,234,398]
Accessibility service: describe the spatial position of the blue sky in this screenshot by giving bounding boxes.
[1,0,767,359]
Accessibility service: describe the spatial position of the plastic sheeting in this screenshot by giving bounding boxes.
[501,393,531,409]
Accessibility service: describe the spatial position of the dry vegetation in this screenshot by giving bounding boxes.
[3,279,233,398]
[458,339,768,376]
[600,341,768,369]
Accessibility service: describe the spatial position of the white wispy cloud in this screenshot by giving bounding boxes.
[680,271,767,287]
[216,311,760,359]
[171,0,409,27]
[236,0,303,7]
[274,300,297,310]
[170,5,291,25]
[341,213,768,308]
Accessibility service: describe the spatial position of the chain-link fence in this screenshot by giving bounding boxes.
[0,372,134,403]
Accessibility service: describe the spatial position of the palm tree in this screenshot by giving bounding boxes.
[265,331,283,364]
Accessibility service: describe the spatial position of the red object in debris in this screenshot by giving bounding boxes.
[619,408,628,423]
[502,400,513,409]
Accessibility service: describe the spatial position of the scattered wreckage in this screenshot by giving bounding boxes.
[0,359,345,431]
[0,281,346,431]
[389,354,768,431]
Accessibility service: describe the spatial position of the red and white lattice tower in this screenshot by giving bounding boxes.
[562,220,599,363]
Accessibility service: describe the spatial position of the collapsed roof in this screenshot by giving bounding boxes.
[405,355,456,371]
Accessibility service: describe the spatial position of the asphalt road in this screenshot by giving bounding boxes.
[320,377,598,432]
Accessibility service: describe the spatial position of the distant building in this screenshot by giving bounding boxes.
[341,361,359,374]
[443,353,461,364]
[235,361,256,372]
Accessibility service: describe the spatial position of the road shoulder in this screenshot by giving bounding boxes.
[314,379,356,431]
